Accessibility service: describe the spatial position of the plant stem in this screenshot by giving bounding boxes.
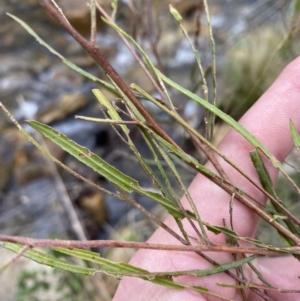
[1,235,299,256]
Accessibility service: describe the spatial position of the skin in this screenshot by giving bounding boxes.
[113,57,300,301]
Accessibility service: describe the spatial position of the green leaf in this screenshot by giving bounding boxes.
[54,248,185,290]
[28,121,138,191]
[166,255,258,278]
[0,242,94,275]
[295,0,300,12]
[156,138,209,241]
[249,149,279,199]
[169,5,182,23]
[7,13,116,94]
[54,247,254,297]
[250,149,300,243]
[206,224,238,237]
[156,134,215,179]
[54,247,145,274]
[93,89,130,135]
[290,119,300,155]
[27,121,185,219]
[138,129,179,202]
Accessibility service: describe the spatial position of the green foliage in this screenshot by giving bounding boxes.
[17,270,50,301]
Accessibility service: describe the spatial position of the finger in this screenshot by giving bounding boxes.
[113,58,300,300]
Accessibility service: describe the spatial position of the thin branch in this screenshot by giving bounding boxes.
[203,0,217,142]
[218,281,300,294]
[95,1,171,109]
[75,116,141,125]
[90,0,97,46]
[188,130,229,180]
[229,193,235,230]
[37,135,88,241]
[145,0,164,71]
[1,235,299,256]
[118,191,188,245]
[0,245,29,272]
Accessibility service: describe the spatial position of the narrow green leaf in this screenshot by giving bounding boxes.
[56,244,257,279]
[93,89,130,135]
[94,86,177,203]
[169,3,213,142]
[0,242,94,275]
[157,71,272,159]
[0,242,233,299]
[290,119,300,155]
[0,241,232,299]
[139,129,179,202]
[7,13,116,94]
[206,224,238,237]
[156,134,215,178]
[54,247,145,274]
[111,0,118,20]
[250,149,300,242]
[128,255,258,279]
[295,0,300,12]
[155,138,209,241]
[54,247,184,290]
[205,223,277,248]
[249,149,279,200]
[27,121,185,219]
[28,121,138,191]
[169,255,258,278]
[169,5,183,23]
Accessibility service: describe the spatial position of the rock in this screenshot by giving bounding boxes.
[38,65,84,90]
[55,0,106,35]
[43,137,67,163]
[0,148,13,192]
[0,127,53,187]
[13,144,52,186]
[0,128,29,191]
[1,178,65,237]
[172,0,202,17]
[0,71,33,92]
[14,159,52,186]
[37,92,89,124]
[80,191,106,223]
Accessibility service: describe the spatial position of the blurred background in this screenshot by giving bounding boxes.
[1,0,300,300]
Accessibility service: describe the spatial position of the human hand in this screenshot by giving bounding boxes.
[113,57,300,301]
